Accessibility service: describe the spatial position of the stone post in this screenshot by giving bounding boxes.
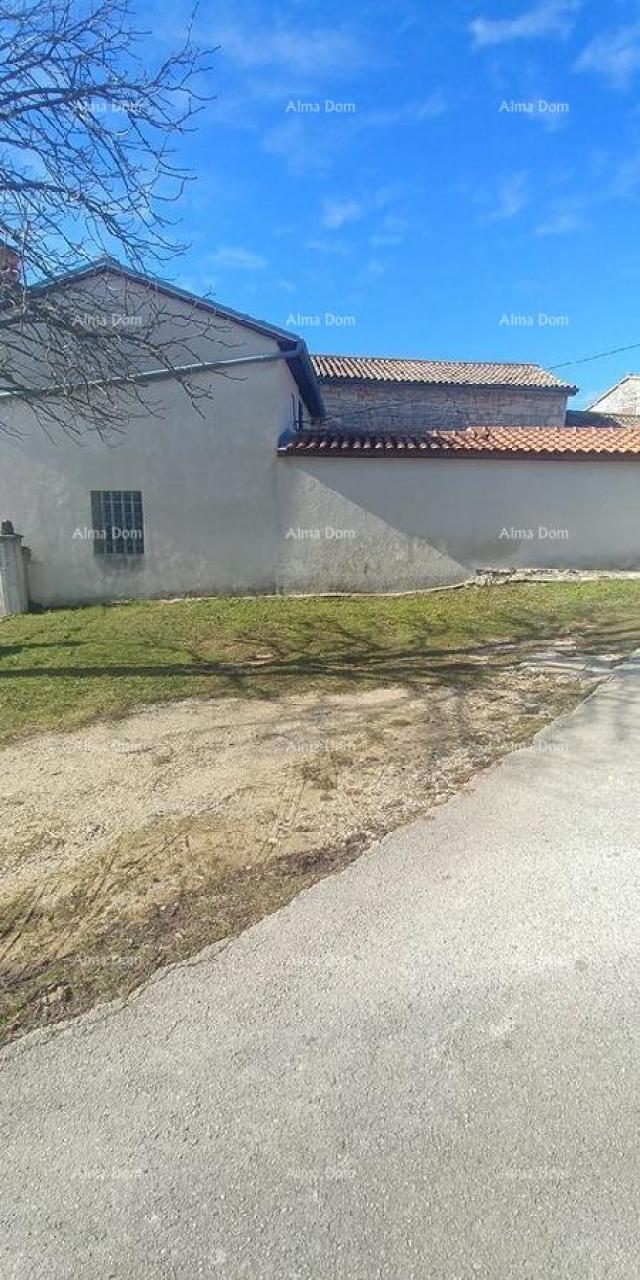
[0,520,29,616]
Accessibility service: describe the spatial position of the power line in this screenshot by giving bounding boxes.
[549,341,640,370]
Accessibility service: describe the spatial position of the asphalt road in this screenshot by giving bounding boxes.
[2,660,639,1279]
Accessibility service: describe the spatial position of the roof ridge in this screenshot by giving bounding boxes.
[311,353,576,392]
[312,353,543,369]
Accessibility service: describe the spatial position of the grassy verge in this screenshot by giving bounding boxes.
[1,581,640,740]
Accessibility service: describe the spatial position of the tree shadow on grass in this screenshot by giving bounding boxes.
[0,640,86,659]
[1,610,638,701]
[0,641,552,697]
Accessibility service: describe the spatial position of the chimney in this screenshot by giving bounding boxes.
[0,242,20,288]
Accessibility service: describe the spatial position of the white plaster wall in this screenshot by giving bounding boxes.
[12,272,282,375]
[275,464,468,591]
[0,320,299,605]
[274,457,640,592]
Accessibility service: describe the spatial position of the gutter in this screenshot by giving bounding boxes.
[0,340,321,410]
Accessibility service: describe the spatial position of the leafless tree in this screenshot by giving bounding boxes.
[0,0,234,439]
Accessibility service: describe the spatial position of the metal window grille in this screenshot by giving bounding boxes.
[90,490,144,555]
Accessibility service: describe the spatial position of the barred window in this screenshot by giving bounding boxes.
[90,490,144,556]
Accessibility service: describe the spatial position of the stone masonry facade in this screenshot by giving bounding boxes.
[318,381,570,431]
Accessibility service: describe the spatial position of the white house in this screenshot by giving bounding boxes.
[0,258,322,607]
[3,258,640,612]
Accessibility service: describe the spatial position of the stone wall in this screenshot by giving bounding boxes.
[319,381,569,430]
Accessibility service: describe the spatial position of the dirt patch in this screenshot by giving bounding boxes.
[0,665,599,1044]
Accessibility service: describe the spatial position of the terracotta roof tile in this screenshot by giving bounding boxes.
[311,354,576,392]
[278,425,640,459]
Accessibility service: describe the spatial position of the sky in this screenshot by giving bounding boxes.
[140,0,640,408]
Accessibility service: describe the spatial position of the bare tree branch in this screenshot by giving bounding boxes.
[0,0,228,439]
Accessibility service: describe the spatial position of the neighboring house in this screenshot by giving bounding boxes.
[2,256,640,612]
[311,354,576,430]
[588,376,640,416]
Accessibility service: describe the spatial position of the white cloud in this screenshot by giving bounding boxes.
[535,210,586,235]
[414,92,449,120]
[379,210,409,233]
[366,91,449,127]
[575,24,640,88]
[610,151,640,199]
[262,116,350,175]
[310,195,411,256]
[489,172,529,220]
[207,247,267,271]
[321,198,363,229]
[369,211,409,248]
[470,1,580,48]
[355,257,387,285]
[218,23,368,77]
[306,238,351,256]
[531,149,640,238]
[370,232,404,247]
[262,98,440,178]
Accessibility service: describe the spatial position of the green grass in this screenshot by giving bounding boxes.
[2,582,640,740]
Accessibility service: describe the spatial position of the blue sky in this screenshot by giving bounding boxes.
[143,0,640,407]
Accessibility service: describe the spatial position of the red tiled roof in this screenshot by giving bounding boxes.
[278,425,640,459]
[311,354,576,392]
